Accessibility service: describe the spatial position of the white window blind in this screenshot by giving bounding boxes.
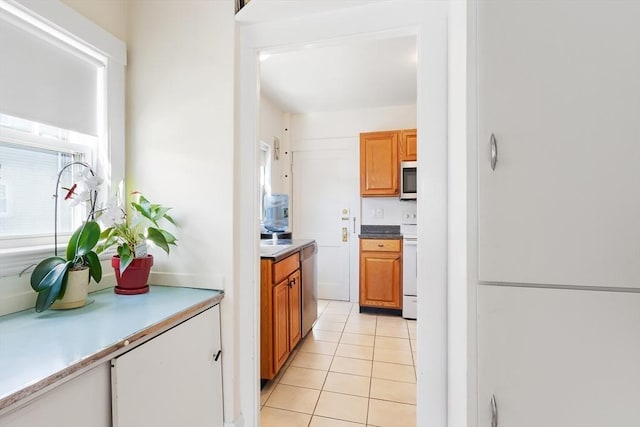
[0,11,100,136]
[0,141,75,237]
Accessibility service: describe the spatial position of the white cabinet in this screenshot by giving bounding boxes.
[0,364,111,427]
[111,306,223,427]
[478,285,640,427]
[477,1,640,287]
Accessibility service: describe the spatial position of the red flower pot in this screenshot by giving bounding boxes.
[112,255,153,295]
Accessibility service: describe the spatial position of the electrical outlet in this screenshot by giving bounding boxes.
[374,208,384,219]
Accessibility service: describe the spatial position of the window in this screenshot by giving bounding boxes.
[259,141,272,223]
[0,113,97,238]
[0,1,126,277]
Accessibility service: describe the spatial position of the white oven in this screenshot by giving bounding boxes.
[402,237,417,319]
[401,212,417,319]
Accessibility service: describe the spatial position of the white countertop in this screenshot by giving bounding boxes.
[0,285,223,413]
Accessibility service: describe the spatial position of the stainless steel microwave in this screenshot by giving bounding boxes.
[400,161,417,200]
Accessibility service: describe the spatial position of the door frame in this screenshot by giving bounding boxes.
[236,2,452,426]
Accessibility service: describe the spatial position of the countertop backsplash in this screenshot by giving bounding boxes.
[361,198,416,225]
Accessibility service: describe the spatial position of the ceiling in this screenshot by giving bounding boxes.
[259,35,417,114]
[237,0,417,114]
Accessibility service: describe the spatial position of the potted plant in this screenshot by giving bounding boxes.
[30,162,103,312]
[97,192,177,295]
[30,222,102,311]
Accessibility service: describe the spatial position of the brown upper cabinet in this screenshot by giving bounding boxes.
[360,131,399,196]
[400,129,417,161]
[360,129,417,197]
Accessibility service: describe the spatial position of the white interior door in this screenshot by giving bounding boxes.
[292,147,359,301]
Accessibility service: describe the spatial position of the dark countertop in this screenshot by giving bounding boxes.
[260,239,315,262]
[359,225,403,240]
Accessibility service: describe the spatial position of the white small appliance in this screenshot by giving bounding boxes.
[400,161,417,200]
[401,210,417,319]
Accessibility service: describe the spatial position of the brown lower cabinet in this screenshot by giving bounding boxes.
[359,238,402,309]
[261,252,301,380]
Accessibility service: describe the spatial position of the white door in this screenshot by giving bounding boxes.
[478,1,640,288]
[478,285,640,426]
[292,147,359,301]
[111,306,223,427]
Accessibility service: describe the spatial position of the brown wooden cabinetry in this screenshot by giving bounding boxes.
[261,253,302,380]
[400,129,417,161]
[359,239,402,309]
[360,129,417,196]
[360,131,399,196]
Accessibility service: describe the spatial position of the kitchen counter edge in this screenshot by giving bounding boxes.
[260,239,315,262]
[0,286,224,415]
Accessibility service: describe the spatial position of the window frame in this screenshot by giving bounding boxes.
[0,0,126,277]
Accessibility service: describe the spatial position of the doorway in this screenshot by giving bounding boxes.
[236,3,449,426]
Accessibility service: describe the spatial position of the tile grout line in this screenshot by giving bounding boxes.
[308,300,343,426]
[365,313,378,427]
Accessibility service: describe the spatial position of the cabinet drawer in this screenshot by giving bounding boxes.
[273,253,300,284]
[361,239,401,252]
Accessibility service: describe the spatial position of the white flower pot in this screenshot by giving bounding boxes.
[51,268,90,310]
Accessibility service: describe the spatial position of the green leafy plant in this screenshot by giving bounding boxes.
[97,193,177,274]
[30,221,102,312]
[29,161,103,312]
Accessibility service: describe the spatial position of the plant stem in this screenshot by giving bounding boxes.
[54,161,95,256]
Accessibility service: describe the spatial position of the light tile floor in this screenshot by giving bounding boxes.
[261,300,417,427]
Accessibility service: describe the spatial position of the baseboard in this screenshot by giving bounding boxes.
[148,271,225,290]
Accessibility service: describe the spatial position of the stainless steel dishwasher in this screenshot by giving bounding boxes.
[300,242,318,337]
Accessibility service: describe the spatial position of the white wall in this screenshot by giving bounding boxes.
[259,95,286,194]
[127,1,234,288]
[126,2,240,425]
[290,104,416,141]
[61,0,127,41]
[288,104,417,226]
[361,198,416,225]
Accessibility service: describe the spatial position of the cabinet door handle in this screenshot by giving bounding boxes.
[490,133,498,171]
[378,244,384,248]
[214,350,222,362]
[491,394,498,427]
